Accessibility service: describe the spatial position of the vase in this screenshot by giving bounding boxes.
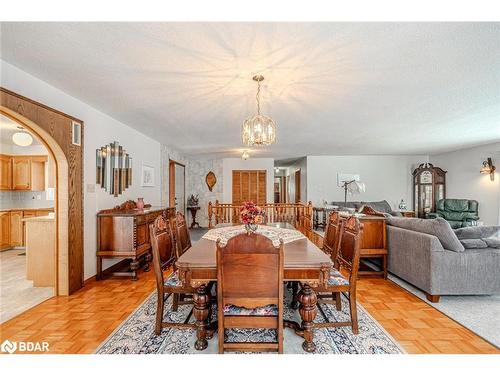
[245,223,258,234]
[136,198,145,210]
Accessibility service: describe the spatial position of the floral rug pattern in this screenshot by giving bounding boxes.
[96,288,405,354]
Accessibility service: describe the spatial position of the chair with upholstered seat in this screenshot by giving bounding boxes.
[150,214,197,335]
[171,212,192,259]
[216,233,284,353]
[319,211,343,311]
[312,215,363,334]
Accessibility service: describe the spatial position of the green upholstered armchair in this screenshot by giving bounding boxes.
[427,199,479,229]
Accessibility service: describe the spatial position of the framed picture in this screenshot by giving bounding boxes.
[141,165,155,187]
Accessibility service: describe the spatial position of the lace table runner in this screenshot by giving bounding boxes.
[202,225,306,247]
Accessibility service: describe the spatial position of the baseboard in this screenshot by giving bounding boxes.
[84,259,131,285]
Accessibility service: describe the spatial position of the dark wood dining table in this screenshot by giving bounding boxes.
[176,223,333,352]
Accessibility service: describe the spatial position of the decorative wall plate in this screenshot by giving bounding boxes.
[205,171,217,192]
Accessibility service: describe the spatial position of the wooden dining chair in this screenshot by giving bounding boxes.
[312,215,363,334]
[216,233,284,353]
[150,214,196,335]
[170,211,192,259]
[319,211,343,310]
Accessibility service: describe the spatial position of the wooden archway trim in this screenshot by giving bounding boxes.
[1,87,84,294]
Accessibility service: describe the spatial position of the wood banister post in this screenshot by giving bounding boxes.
[208,201,213,228]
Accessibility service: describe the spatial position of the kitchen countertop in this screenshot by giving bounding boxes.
[22,215,56,222]
[0,207,55,213]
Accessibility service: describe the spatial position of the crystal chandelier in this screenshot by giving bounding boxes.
[241,75,276,146]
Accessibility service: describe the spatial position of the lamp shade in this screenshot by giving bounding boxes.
[12,131,33,147]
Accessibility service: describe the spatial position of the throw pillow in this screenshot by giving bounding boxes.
[459,239,488,249]
[483,237,500,249]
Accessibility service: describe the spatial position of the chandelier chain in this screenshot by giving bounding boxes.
[256,80,261,115]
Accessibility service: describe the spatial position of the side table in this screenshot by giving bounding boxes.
[187,206,201,229]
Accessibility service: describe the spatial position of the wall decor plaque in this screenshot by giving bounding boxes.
[205,171,217,192]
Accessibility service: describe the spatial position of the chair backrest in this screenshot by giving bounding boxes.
[322,211,341,264]
[337,216,363,284]
[149,214,176,292]
[171,212,192,259]
[216,233,284,310]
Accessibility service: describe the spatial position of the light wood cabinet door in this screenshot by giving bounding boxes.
[9,210,23,247]
[232,170,267,206]
[12,156,31,190]
[30,156,46,191]
[0,155,12,190]
[0,212,11,250]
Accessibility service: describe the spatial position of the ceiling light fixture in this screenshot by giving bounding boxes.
[241,75,276,147]
[12,127,33,147]
[241,150,250,160]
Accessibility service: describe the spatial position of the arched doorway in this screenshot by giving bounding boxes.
[0,106,69,295]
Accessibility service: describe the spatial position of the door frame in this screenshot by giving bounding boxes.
[0,106,70,295]
[295,169,301,203]
[169,159,186,214]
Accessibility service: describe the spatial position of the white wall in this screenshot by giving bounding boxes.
[306,155,428,209]
[1,60,162,280]
[0,143,48,155]
[222,158,274,203]
[430,142,500,226]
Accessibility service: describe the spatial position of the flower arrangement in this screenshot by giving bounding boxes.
[240,201,264,232]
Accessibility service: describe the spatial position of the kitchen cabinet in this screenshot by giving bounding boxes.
[0,212,11,250]
[9,210,23,247]
[0,155,12,190]
[0,208,54,250]
[0,155,47,191]
[12,156,32,190]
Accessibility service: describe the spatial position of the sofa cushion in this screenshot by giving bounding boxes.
[454,226,500,239]
[459,239,488,249]
[361,200,392,213]
[387,217,465,252]
[483,237,500,249]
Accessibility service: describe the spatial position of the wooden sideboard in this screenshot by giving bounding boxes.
[96,201,175,280]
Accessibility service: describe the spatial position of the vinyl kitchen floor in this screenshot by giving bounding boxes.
[0,249,54,323]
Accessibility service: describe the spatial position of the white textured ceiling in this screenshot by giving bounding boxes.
[1,22,499,159]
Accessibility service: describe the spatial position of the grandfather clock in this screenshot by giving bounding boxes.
[412,163,447,218]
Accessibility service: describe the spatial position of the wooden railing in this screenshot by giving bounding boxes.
[208,200,314,237]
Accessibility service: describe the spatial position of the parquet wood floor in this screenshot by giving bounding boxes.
[1,268,498,354]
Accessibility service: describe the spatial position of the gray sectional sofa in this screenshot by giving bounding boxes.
[330,200,402,216]
[386,217,500,302]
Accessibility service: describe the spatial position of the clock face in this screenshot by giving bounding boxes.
[420,171,432,184]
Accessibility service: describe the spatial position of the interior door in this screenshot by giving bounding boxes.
[169,160,186,215]
[175,163,185,215]
[295,169,301,203]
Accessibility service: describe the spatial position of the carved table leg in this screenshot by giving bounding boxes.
[193,284,210,350]
[290,281,299,309]
[297,283,317,352]
[130,259,140,281]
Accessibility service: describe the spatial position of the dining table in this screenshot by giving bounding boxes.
[175,222,333,352]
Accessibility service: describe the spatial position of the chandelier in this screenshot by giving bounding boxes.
[241,75,277,146]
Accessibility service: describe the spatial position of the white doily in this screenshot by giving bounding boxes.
[202,225,306,247]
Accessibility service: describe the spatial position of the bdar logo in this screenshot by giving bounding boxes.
[1,339,17,354]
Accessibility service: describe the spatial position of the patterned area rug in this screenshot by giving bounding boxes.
[96,288,405,354]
